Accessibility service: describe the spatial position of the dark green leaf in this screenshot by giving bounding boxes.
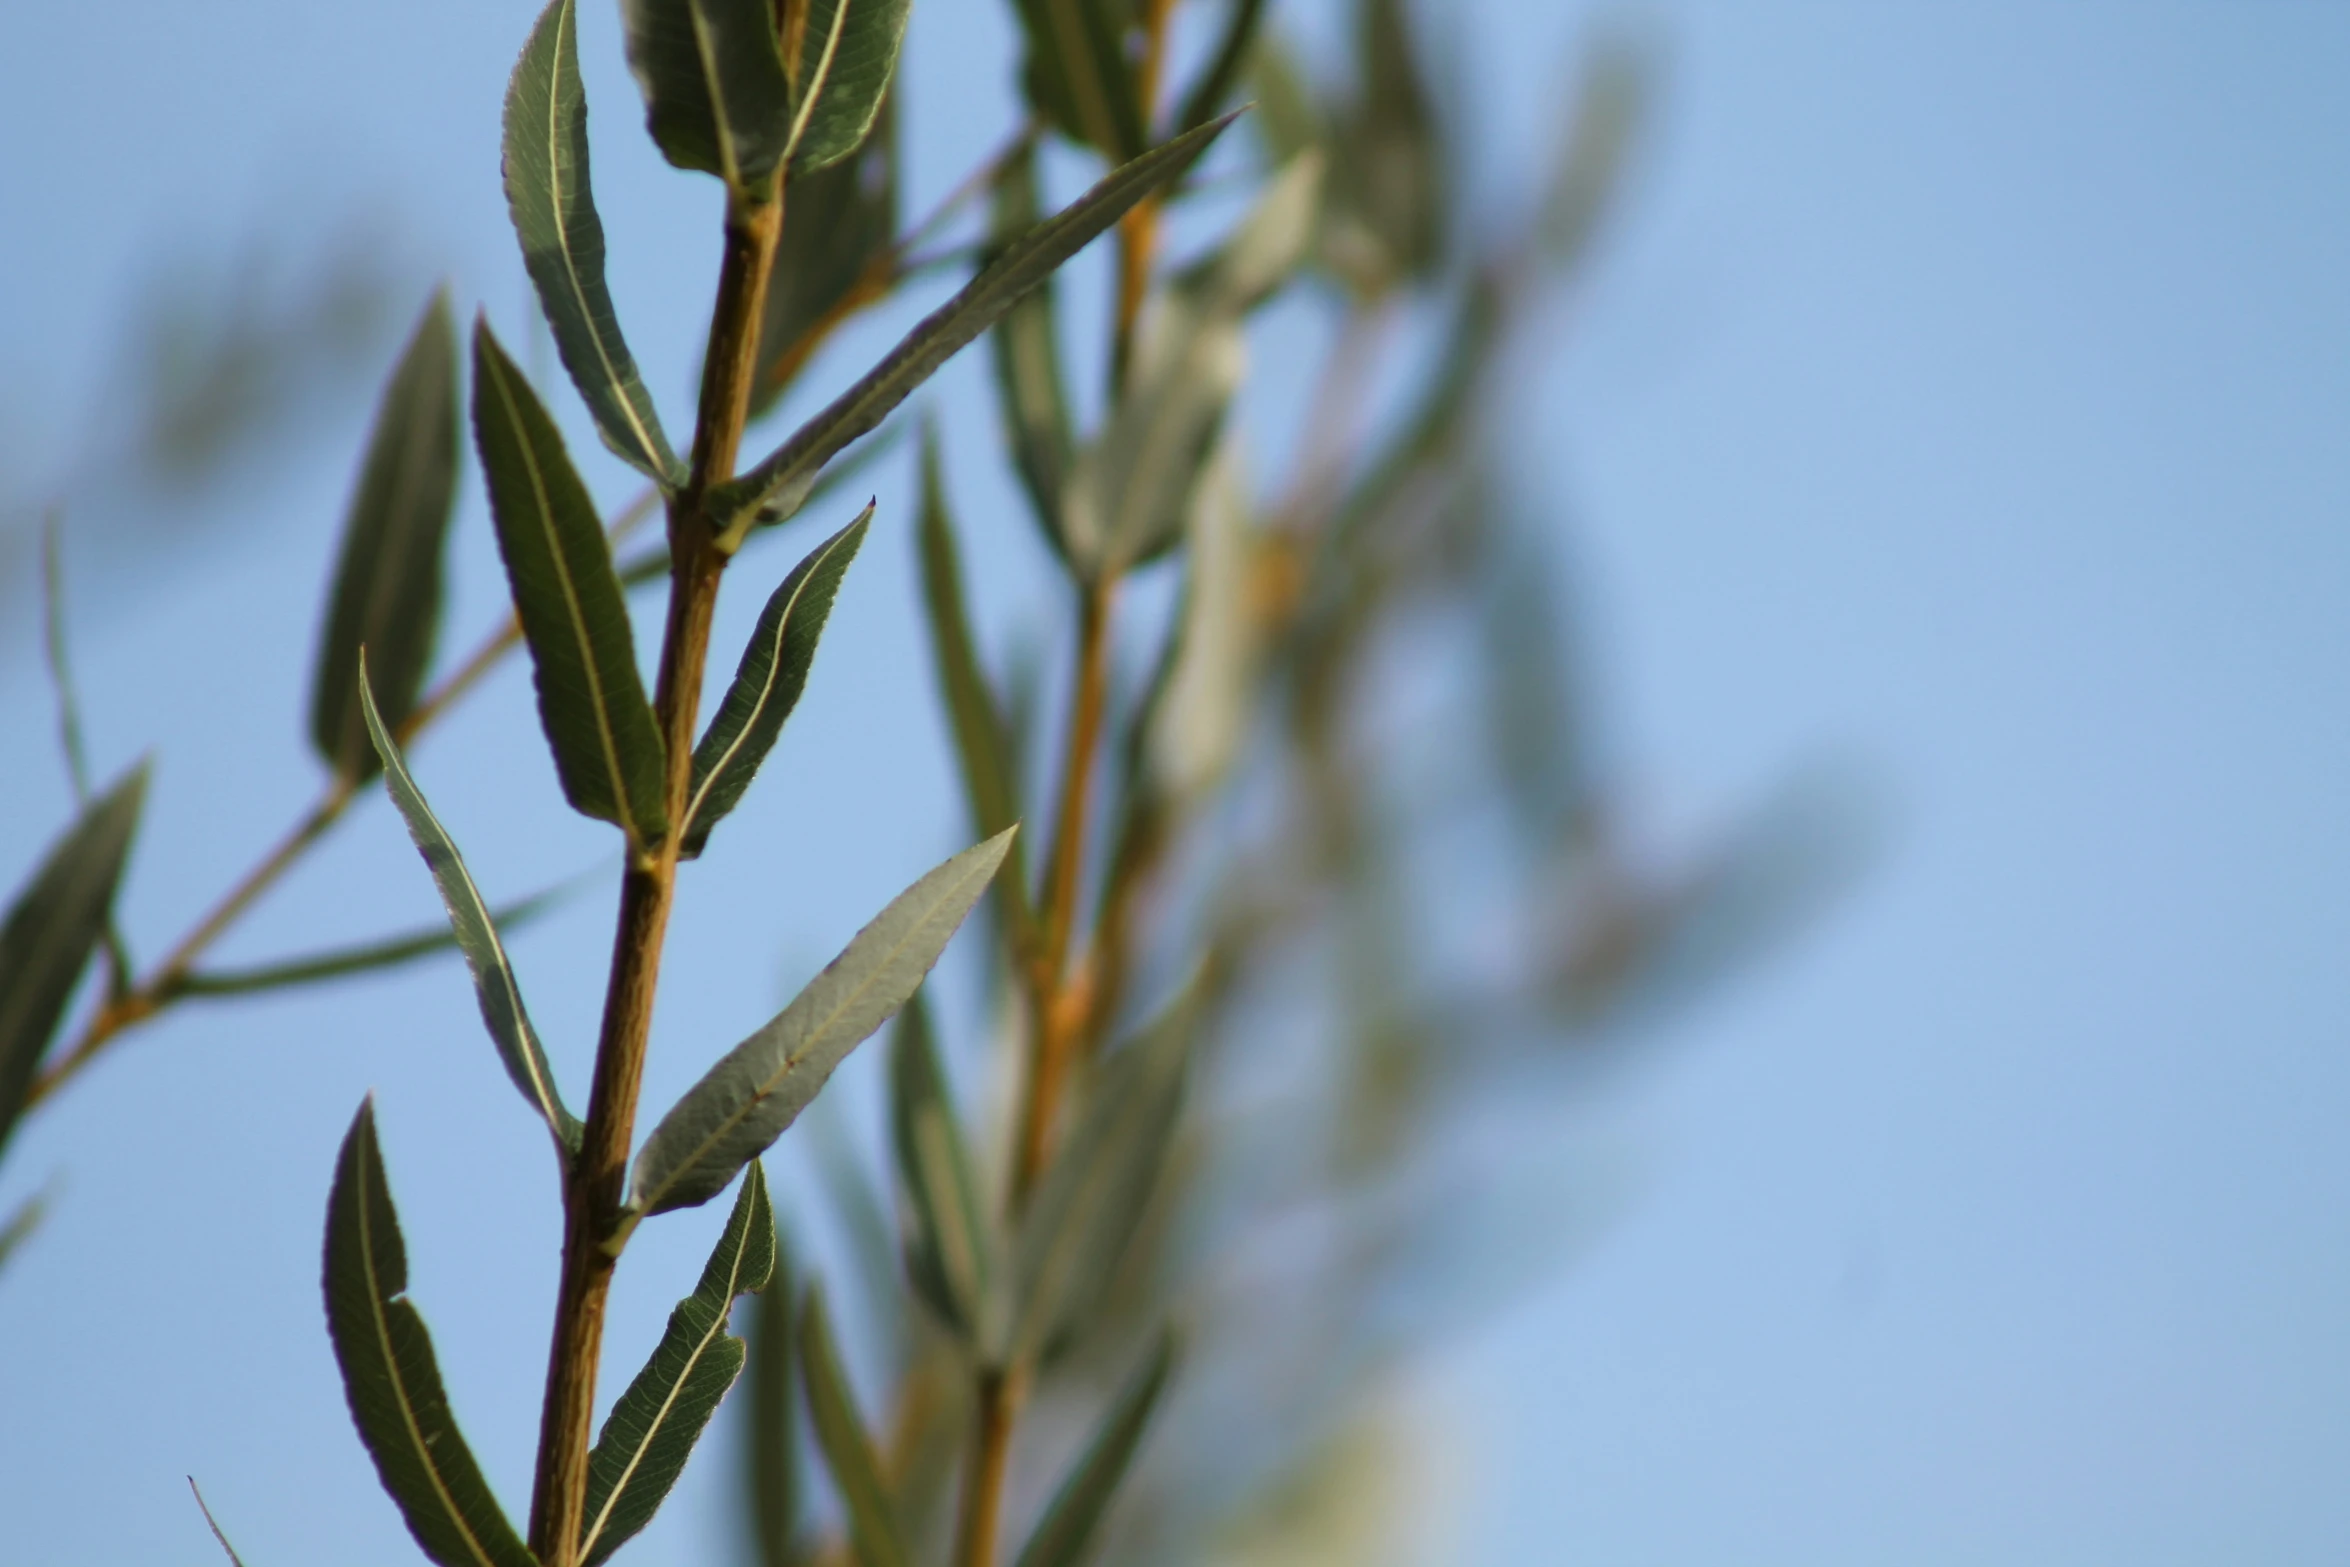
[472,320,669,843]
[887,996,992,1342]
[1008,991,1192,1366]
[796,1287,911,1567]
[916,430,1033,940]
[310,291,460,782]
[0,765,144,1161]
[1325,0,1442,292]
[1010,1330,1177,1567]
[745,1228,806,1567]
[1174,0,1269,134]
[322,1100,537,1567]
[711,114,1241,539]
[785,0,912,175]
[683,507,872,857]
[0,1186,50,1277]
[622,0,796,191]
[751,95,898,419]
[984,147,1075,560]
[630,830,1016,1217]
[505,0,684,486]
[580,1163,778,1566]
[171,874,586,1001]
[1012,0,1145,162]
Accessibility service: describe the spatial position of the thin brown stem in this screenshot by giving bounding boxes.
[1109,0,1180,389]
[528,191,783,1567]
[953,1370,1019,1567]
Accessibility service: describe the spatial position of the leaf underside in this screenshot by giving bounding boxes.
[623,0,795,190]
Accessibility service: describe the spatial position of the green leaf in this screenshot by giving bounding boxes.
[171,875,585,1001]
[682,506,873,857]
[785,0,912,175]
[622,0,796,191]
[322,1100,537,1567]
[916,430,1032,941]
[353,665,585,1155]
[751,94,898,419]
[796,1287,912,1567]
[745,1228,806,1567]
[616,421,903,587]
[0,765,145,1161]
[710,114,1241,539]
[310,290,460,783]
[1317,0,1440,294]
[1174,0,1269,135]
[580,1163,778,1566]
[887,996,993,1342]
[1008,991,1193,1366]
[984,146,1076,561]
[472,320,670,843]
[1012,0,1146,162]
[630,830,1015,1217]
[505,0,684,486]
[1010,1330,1177,1567]
[0,1186,50,1278]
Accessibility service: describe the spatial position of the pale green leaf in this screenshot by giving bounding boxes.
[785,0,912,175]
[1012,0,1145,162]
[796,1287,911,1567]
[1008,992,1193,1366]
[683,506,872,857]
[356,662,581,1154]
[1174,0,1269,134]
[630,830,1016,1216]
[916,430,1032,940]
[0,1186,50,1278]
[887,996,993,1342]
[322,1100,537,1567]
[0,764,145,1161]
[580,1164,778,1566]
[1010,1330,1177,1567]
[622,0,796,191]
[710,114,1241,539]
[745,1229,806,1567]
[504,0,684,486]
[311,290,460,782]
[472,320,669,843]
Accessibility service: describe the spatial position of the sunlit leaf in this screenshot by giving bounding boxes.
[322,1100,537,1567]
[630,830,1015,1216]
[0,765,145,1161]
[796,1287,912,1567]
[1009,1330,1177,1567]
[357,662,581,1153]
[1011,0,1145,162]
[887,996,993,1342]
[580,1164,777,1566]
[683,506,872,857]
[311,291,460,782]
[785,0,912,175]
[1008,991,1192,1366]
[711,114,1240,539]
[505,0,684,485]
[472,320,669,844]
[916,430,1033,940]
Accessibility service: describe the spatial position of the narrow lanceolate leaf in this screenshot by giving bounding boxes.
[1174,0,1269,135]
[1010,1331,1178,1567]
[917,432,1032,940]
[323,1101,537,1567]
[359,662,581,1153]
[580,1164,778,1566]
[796,1288,912,1567]
[1008,993,1194,1366]
[311,291,460,782]
[784,0,912,175]
[0,1187,50,1277]
[751,96,898,418]
[682,507,873,857]
[1012,0,1145,162]
[505,0,684,486]
[888,997,992,1342]
[746,1230,805,1567]
[0,765,145,1161]
[630,830,1016,1216]
[710,114,1242,538]
[984,146,1076,562]
[622,0,795,191]
[472,321,669,843]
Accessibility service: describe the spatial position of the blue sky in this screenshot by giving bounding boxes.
[2,4,2345,1564]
